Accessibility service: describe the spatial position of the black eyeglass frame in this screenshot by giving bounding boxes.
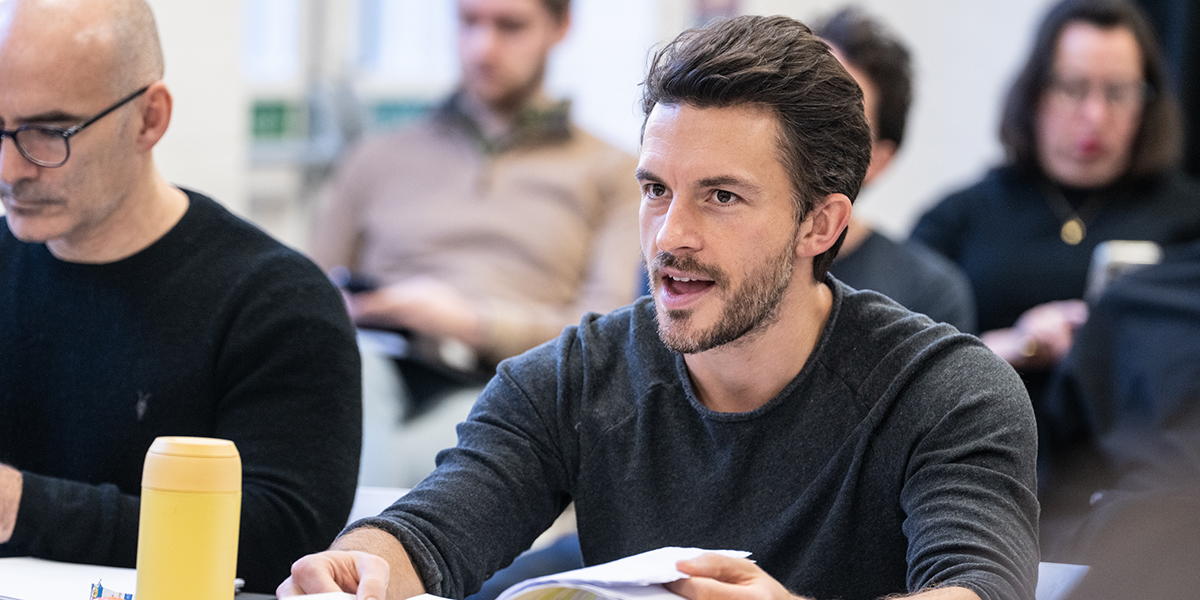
[0,84,152,168]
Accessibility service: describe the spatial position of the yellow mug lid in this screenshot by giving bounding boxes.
[142,437,241,493]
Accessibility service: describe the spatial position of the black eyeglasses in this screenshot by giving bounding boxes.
[1046,77,1150,113]
[0,85,151,169]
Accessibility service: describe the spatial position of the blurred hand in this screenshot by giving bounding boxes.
[345,276,484,349]
[981,299,1088,371]
[276,550,389,600]
[0,464,21,543]
[665,553,804,600]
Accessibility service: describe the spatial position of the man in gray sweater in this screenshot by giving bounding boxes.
[280,14,1039,600]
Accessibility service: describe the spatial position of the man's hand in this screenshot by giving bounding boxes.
[345,277,485,349]
[665,553,804,600]
[664,553,981,600]
[0,464,22,543]
[277,527,425,600]
[981,299,1088,371]
[277,550,389,600]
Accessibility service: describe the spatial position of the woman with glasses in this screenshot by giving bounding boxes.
[911,0,1200,380]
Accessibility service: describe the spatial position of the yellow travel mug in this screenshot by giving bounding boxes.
[136,437,241,600]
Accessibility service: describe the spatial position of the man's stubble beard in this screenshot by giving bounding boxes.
[467,58,547,115]
[651,228,799,354]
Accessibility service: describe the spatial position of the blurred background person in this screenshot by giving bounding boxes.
[818,7,977,334]
[308,0,641,489]
[911,0,1200,402]
[1038,237,1200,598]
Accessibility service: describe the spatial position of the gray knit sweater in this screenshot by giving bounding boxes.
[352,279,1039,600]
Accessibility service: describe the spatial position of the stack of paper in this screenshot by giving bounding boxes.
[494,547,752,600]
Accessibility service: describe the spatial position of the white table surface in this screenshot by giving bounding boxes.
[0,557,137,600]
[1,551,1085,600]
[0,488,411,600]
[0,558,278,600]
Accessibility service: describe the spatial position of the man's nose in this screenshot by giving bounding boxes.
[0,136,37,186]
[462,24,500,63]
[654,197,702,254]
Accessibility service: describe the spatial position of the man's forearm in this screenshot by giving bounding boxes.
[332,527,427,600]
[0,464,23,543]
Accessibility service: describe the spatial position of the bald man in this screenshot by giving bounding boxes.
[0,0,362,592]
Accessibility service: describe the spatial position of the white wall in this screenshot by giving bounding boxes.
[148,0,248,215]
[545,0,664,155]
[149,0,1058,238]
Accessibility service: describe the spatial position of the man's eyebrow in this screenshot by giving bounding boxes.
[635,168,661,182]
[11,110,83,126]
[635,170,765,194]
[698,175,763,194]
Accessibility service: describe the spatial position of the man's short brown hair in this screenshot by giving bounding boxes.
[641,14,872,280]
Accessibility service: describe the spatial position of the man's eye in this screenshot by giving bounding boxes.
[715,190,736,204]
[644,183,667,198]
[496,18,528,34]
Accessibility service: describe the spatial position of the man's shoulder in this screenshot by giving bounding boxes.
[347,109,634,173]
[174,190,337,295]
[579,298,663,359]
[828,276,948,342]
[348,115,459,157]
[881,237,975,315]
[183,191,299,258]
[846,233,970,291]
[342,101,483,159]
[167,191,353,354]
[823,280,1020,406]
[836,234,976,332]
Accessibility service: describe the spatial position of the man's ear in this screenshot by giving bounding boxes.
[796,193,853,258]
[550,10,571,45]
[135,81,172,153]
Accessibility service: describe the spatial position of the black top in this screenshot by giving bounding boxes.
[0,190,362,592]
[831,230,977,333]
[911,166,1200,333]
[353,280,1038,600]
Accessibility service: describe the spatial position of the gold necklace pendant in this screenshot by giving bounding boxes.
[1061,217,1085,245]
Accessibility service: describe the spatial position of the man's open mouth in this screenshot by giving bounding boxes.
[662,274,715,295]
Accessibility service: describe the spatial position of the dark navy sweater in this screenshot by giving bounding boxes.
[0,190,362,592]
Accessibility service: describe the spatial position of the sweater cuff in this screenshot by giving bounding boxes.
[7,471,50,548]
[342,516,447,596]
